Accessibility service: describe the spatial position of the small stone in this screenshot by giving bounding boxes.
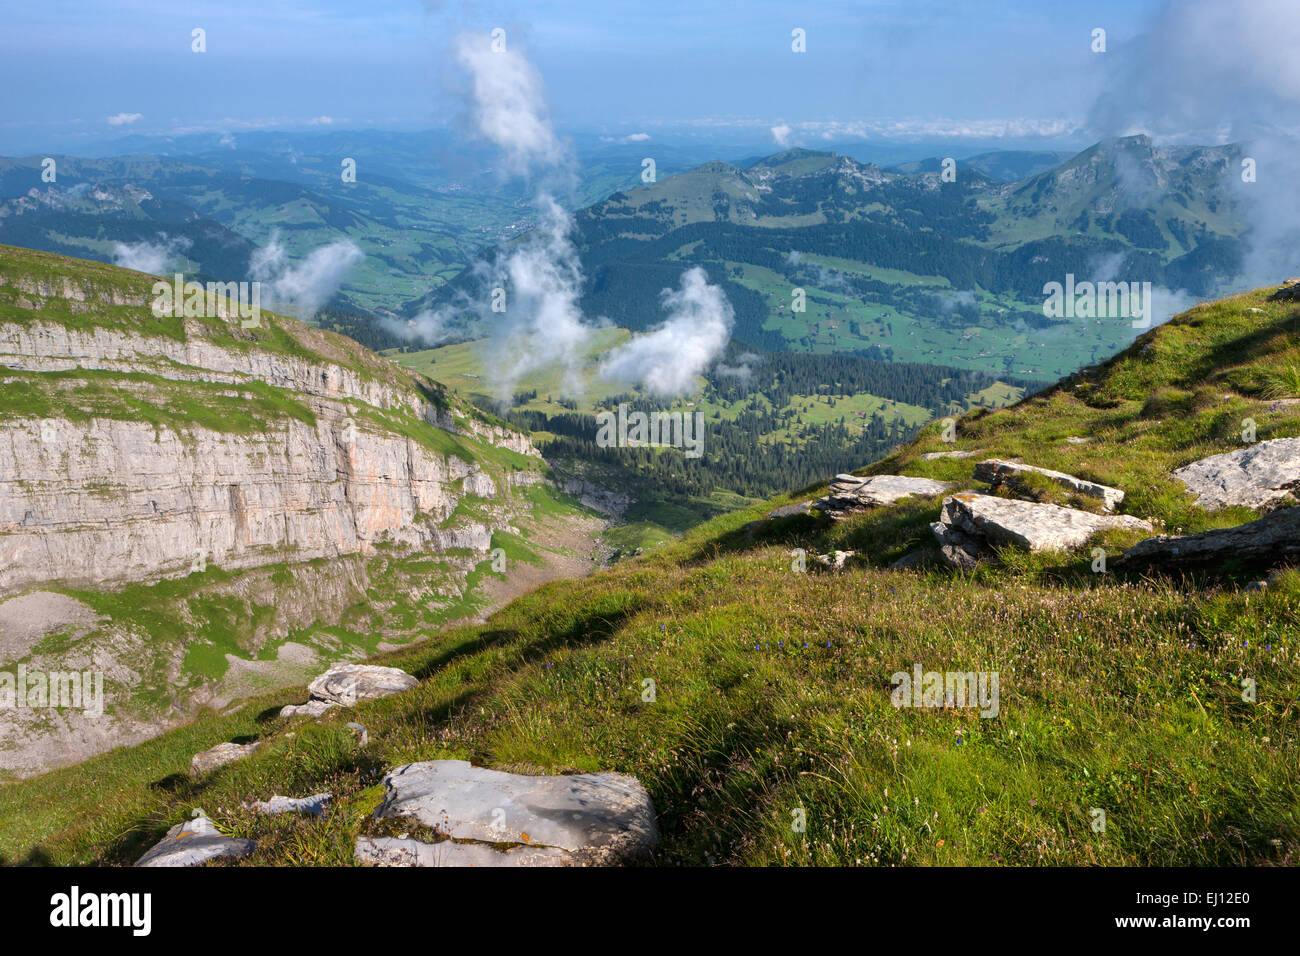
[249,793,333,816]
[280,699,335,720]
[190,741,260,777]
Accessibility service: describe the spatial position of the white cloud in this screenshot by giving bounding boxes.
[599,267,734,397]
[112,235,191,275]
[251,234,364,319]
[770,124,793,148]
[454,32,567,177]
[106,112,143,126]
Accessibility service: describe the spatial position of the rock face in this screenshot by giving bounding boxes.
[190,741,260,777]
[1120,506,1300,568]
[813,474,954,519]
[1171,438,1300,511]
[280,663,418,718]
[0,270,541,596]
[931,493,1152,565]
[974,458,1126,511]
[0,414,501,596]
[359,760,658,867]
[135,816,255,867]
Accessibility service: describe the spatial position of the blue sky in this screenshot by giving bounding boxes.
[1,0,1172,153]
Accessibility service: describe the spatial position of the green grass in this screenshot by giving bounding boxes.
[2,284,1298,866]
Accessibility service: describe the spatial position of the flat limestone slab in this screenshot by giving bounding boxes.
[974,458,1125,511]
[135,816,255,867]
[355,836,571,867]
[1121,506,1300,567]
[814,475,954,519]
[937,493,1151,553]
[370,759,658,866]
[1172,438,1300,511]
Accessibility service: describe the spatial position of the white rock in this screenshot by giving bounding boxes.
[135,816,255,867]
[934,493,1152,555]
[306,662,418,707]
[1172,438,1300,511]
[190,741,260,777]
[249,793,332,816]
[974,458,1125,511]
[363,759,658,866]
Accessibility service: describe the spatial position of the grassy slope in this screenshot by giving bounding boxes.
[2,286,1299,866]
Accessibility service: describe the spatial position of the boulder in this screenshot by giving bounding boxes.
[974,458,1125,511]
[1171,438,1300,511]
[1120,506,1300,569]
[813,475,954,520]
[281,662,418,718]
[249,793,333,816]
[135,816,255,867]
[361,759,658,867]
[190,741,260,777]
[307,663,418,707]
[932,493,1152,562]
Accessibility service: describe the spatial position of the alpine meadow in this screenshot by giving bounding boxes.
[0,0,1296,934]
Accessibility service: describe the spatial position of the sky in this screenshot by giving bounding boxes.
[0,0,1171,155]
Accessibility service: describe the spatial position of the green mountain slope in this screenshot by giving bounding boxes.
[0,245,606,779]
[5,280,1296,866]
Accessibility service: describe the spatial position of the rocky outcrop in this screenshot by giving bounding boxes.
[1120,506,1300,568]
[1267,278,1300,302]
[357,760,658,867]
[813,474,954,519]
[974,458,1125,511]
[931,493,1152,566]
[1172,438,1300,511]
[190,741,260,776]
[135,815,255,867]
[279,662,417,718]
